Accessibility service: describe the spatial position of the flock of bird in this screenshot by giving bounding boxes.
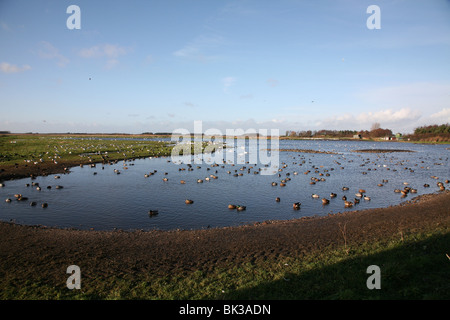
[2,147,448,222]
[139,150,448,217]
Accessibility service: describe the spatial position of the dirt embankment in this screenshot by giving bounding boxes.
[0,190,448,284]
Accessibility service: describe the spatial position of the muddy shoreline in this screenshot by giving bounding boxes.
[0,190,449,288]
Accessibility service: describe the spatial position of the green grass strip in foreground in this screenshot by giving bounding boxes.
[1,228,449,300]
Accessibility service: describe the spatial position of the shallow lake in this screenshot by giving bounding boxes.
[0,139,448,231]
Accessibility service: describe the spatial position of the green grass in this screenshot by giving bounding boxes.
[1,228,448,300]
[0,134,222,168]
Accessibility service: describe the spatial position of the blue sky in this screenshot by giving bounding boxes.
[1,0,449,134]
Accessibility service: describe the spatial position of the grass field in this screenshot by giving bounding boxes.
[1,227,448,300]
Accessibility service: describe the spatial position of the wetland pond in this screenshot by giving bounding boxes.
[0,139,448,231]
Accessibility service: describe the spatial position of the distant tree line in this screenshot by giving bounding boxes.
[285,126,394,139]
[285,130,358,138]
[406,124,450,142]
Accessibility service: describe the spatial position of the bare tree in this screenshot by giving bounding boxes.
[371,122,381,131]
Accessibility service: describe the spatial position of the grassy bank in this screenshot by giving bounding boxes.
[0,134,222,180]
[0,134,172,166]
[2,226,448,300]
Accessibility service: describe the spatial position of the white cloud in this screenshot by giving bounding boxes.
[38,41,69,67]
[79,44,131,68]
[0,62,31,74]
[429,108,450,122]
[173,34,224,62]
[79,44,129,58]
[267,78,278,87]
[1,21,10,31]
[222,76,236,93]
[313,108,422,133]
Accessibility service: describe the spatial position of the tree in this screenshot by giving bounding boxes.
[370,122,381,131]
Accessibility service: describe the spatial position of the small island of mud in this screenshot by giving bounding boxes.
[267,148,339,154]
[352,149,415,153]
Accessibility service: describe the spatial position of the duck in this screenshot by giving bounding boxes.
[185,199,194,204]
[228,204,236,209]
[344,201,353,208]
[148,210,158,216]
[236,205,246,211]
[275,197,281,202]
[41,203,48,208]
[30,201,37,206]
[342,187,349,191]
[354,198,360,204]
[293,202,301,210]
[355,192,363,198]
[322,198,330,205]
[342,195,347,201]
[363,196,371,201]
[312,194,320,198]
[180,180,186,184]
[330,193,337,198]
[5,198,11,203]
